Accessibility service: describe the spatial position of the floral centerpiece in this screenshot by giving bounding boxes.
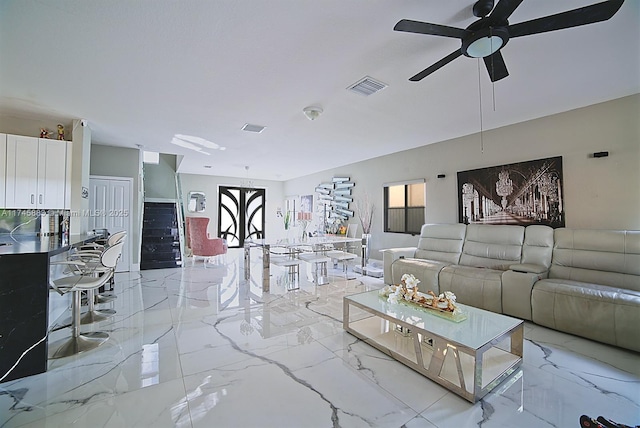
[297,212,311,240]
[379,274,460,314]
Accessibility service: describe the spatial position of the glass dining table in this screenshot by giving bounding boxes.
[243,235,362,292]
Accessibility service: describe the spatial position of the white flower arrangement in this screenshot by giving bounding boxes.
[401,273,420,289]
[378,274,460,314]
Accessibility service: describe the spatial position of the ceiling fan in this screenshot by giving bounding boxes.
[394,0,624,82]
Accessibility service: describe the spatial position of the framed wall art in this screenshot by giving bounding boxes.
[457,156,565,228]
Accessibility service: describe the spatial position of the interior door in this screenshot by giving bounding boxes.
[218,186,265,248]
[89,177,132,272]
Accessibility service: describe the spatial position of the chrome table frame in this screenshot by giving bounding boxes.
[244,236,361,292]
[343,290,523,403]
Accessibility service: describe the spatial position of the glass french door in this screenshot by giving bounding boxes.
[218,186,265,248]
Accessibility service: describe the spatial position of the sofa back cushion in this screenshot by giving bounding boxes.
[415,223,467,264]
[550,229,640,291]
[459,224,525,270]
[521,225,554,269]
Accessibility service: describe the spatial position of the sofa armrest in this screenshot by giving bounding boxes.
[509,263,548,274]
[382,247,417,284]
[502,269,547,320]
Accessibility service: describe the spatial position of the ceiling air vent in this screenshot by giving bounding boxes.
[242,123,266,133]
[347,76,388,96]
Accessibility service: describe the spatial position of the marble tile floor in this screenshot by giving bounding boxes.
[1,249,639,428]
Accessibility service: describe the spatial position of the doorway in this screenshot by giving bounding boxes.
[218,186,265,248]
[88,176,133,272]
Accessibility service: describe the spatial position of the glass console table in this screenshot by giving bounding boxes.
[343,290,523,403]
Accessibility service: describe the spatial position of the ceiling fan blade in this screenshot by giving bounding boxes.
[394,19,468,39]
[489,0,524,24]
[483,51,509,82]
[409,50,463,81]
[508,0,624,38]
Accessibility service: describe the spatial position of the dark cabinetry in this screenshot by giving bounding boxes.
[141,202,182,270]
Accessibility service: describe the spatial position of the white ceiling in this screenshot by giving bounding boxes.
[1,0,638,181]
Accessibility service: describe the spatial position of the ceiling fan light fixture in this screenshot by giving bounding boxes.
[303,106,323,121]
[462,27,509,58]
[466,35,503,57]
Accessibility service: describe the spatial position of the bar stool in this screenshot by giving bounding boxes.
[63,235,127,324]
[48,242,124,359]
[75,231,127,302]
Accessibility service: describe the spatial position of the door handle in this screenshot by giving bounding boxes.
[31,194,35,204]
[39,194,43,204]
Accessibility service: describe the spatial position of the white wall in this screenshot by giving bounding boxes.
[284,94,640,260]
[144,153,178,200]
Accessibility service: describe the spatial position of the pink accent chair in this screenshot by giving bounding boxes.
[186,217,227,265]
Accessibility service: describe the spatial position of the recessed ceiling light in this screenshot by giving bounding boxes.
[242,123,266,133]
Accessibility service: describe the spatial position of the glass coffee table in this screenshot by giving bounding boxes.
[343,290,523,403]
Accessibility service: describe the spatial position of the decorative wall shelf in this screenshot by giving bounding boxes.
[315,176,354,232]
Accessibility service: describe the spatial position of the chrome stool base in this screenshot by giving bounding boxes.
[62,308,116,325]
[80,309,116,324]
[48,332,109,359]
[95,292,116,304]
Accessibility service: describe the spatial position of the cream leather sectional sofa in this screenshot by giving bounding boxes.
[383,224,640,352]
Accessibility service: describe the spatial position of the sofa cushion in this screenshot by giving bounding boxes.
[438,265,503,313]
[521,225,554,269]
[391,258,450,293]
[550,229,640,292]
[458,224,525,271]
[532,279,640,352]
[383,223,466,285]
[415,223,467,264]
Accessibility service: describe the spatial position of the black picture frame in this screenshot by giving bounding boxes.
[457,156,565,227]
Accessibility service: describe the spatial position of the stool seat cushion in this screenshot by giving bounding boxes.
[298,253,331,263]
[326,250,357,261]
[272,259,301,267]
[53,274,108,292]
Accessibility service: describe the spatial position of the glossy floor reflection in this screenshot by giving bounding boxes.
[1,249,638,427]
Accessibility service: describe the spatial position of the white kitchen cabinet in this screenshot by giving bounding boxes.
[5,134,67,209]
[38,138,67,209]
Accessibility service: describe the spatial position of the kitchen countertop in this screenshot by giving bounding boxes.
[0,233,99,256]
